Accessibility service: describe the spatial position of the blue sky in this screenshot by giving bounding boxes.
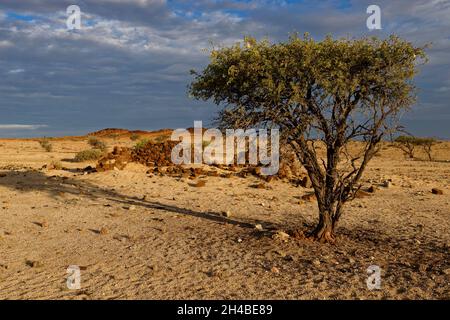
[0,0,449,138]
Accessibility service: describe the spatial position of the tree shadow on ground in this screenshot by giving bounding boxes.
[0,169,278,230]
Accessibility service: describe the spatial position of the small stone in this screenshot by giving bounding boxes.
[367,186,377,193]
[284,255,295,262]
[270,266,280,274]
[128,205,136,211]
[355,190,372,198]
[443,268,450,275]
[272,231,290,242]
[419,264,428,273]
[275,250,286,257]
[26,260,43,268]
[312,259,321,266]
[191,180,206,187]
[348,257,356,264]
[252,183,268,189]
[99,227,109,235]
[299,176,312,188]
[431,188,443,195]
[222,210,232,218]
[39,221,49,228]
[301,193,316,201]
[237,238,243,243]
[254,224,264,232]
[382,180,391,188]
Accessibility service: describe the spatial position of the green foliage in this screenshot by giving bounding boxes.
[134,139,150,150]
[130,133,140,141]
[190,34,426,135]
[88,136,107,151]
[394,135,417,144]
[74,149,104,162]
[107,133,120,140]
[154,135,169,143]
[39,138,53,152]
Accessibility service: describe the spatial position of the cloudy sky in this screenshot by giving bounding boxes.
[0,0,449,138]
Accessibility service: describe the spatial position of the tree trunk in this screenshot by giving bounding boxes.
[310,209,336,243]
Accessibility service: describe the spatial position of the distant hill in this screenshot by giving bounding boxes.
[88,128,173,138]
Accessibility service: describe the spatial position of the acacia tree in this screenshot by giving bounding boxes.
[394,135,437,160]
[394,135,417,158]
[190,34,426,243]
[418,137,437,161]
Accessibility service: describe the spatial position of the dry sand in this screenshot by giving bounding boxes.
[0,136,448,300]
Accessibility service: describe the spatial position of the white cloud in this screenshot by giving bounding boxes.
[0,40,13,48]
[8,68,25,74]
[0,124,48,130]
[436,86,450,92]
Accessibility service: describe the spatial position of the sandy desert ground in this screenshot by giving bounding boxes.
[0,133,448,300]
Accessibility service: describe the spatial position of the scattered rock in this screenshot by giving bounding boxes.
[312,259,321,267]
[431,188,443,195]
[382,180,391,188]
[222,210,232,218]
[191,180,206,187]
[418,264,428,273]
[254,224,264,232]
[289,229,305,240]
[298,176,312,188]
[301,193,316,201]
[272,231,290,242]
[252,182,269,189]
[126,205,136,211]
[39,221,49,228]
[237,238,243,243]
[284,255,295,262]
[355,190,371,198]
[270,266,280,274]
[367,186,377,193]
[26,260,43,268]
[99,227,109,235]
[274,250,286,257]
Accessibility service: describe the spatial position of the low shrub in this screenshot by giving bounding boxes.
[134,139,150,150]
[39,138,53,152]
[87,136,107,151]
[48,160,62,170]
[130,133,140,141]
[74,149,104,162]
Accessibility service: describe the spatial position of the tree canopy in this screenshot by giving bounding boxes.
[190,34,427,243]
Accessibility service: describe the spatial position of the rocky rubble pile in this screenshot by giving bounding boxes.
[96,147,132,172]
[96,141,310,184]
[132,140,179,167]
